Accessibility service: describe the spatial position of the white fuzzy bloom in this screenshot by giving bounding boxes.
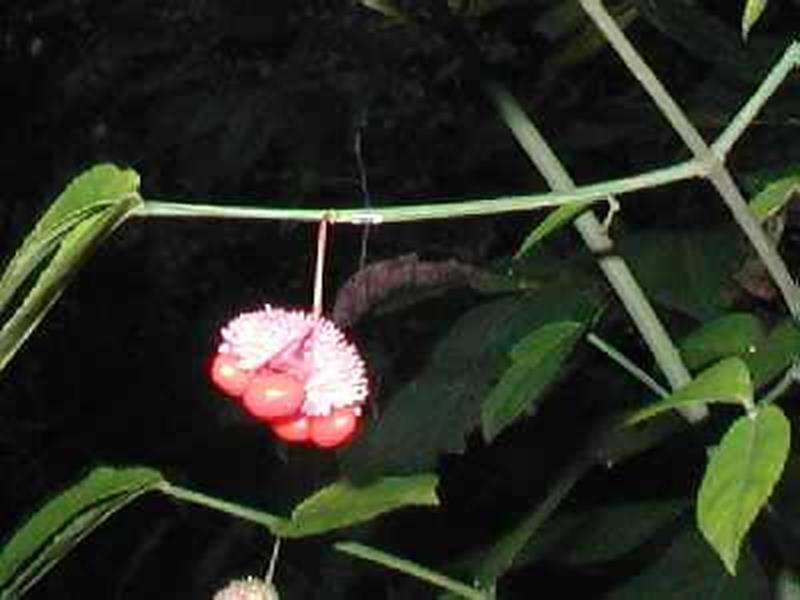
[212,577,278,600]
[218,304,368,416]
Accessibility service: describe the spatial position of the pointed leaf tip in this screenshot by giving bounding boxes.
[698,405,790,574]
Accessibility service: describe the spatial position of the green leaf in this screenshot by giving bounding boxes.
[539,3,638,83]
[748,169,800,222]
[358,0,412,22]
[626,357,753,426]
[0,164,140,318]
[33,164,140,241]
[744,318,800,389]
[277,474,439,538]
[342,285,603,478]
[0,466,163,598]
[0,195,140,374]
[775,569,800,600]
[742,0,768,40]
[606,525,768,599]
[482,321,584,441]
[514,500,688,568]
[621,227,744,320]
[514,202,592,258]
[679,313,765,371]
[698,404,791,574]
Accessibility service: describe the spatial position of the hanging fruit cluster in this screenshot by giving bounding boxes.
[210,304,368,448]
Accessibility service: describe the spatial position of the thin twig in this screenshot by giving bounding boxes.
[586,332,670,398]
[713,42,800,158]
[313,219,329,318]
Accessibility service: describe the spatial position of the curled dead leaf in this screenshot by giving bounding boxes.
[332,254,481,326]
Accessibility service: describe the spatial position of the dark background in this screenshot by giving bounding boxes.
[1,1,799,598]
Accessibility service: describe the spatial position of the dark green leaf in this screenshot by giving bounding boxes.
[277,474,439,538]
[342,286,603,478]
[0,164,140,318]
[482,321,584,441]
[679,313,765,371]
[626,358,753,426]
[744,318,800,389]
[33,164,140,240]
[0,195,140,374]
[514,500,688,567]
[621,227,744,320]
[605,525,768,599]
[0,467,163,598]
[698,404,790,574]
[775,569,800,600]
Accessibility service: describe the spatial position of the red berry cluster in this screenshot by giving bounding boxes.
[209,305,368,448]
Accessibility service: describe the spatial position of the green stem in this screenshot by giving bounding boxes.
[475,450,590,587]
[135,159,701,224]
[586,332,670,398]
[713,42,800,158]
[580,0,800,318]
[474,413,685,587]
[158,483,286,533]
[335,541,488,600]
[759,361,800,406]
[482,82,706,422]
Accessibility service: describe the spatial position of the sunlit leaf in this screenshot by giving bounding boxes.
[514,202,592,258]
[742,0,768,40]
[358,0,412,22]
[0,467,163,598]
[482,321,584,441]
[679,313,765,371]
[698,405,790,574]
[277,474,439,538]
[626,358,753,426]
[748,168,800,222]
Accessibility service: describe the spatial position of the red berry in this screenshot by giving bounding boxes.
[210,353,252,397]
[242,372,305,420]
[310,407,359,448]
[271,413,312,443]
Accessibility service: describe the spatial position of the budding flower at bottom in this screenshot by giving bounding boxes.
[212,577,279,600]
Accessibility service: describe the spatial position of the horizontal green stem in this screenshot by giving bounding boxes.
[335,541,488,600]
[158,483,285,533]
[135,160,701,224]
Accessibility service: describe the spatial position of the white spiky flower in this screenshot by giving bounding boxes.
[212,577,279,600]
[218,304,368,416]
